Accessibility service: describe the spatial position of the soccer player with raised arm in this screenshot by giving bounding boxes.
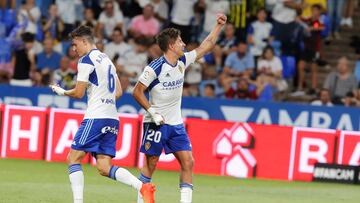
[49,25,155,203]
[132,14,227,203]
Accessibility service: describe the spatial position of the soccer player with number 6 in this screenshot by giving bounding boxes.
[133,14,227,203]
[49,25,155,203]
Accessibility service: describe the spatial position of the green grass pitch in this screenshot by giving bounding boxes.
[0,159,359,203]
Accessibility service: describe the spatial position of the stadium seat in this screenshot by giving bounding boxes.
[281,55,296,79]
[3,9,17,34]
[257,84,273,101]
[271,40,282,56]
[354,61,360,83]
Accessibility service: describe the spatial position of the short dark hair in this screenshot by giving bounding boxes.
[312,4,322,10]
[69,25,94,44]
[156,28,181,52]
[21,32,35,43]
[205,84,215,91]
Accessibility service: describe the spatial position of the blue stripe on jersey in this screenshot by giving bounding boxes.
[79,48,97,66]
[89,69,98,86]
[148,57,164,76]
[147,78,160,91]
[179,55,186,65]
[79,54,94,66]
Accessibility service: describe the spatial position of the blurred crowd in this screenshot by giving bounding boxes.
[0,0,359,107]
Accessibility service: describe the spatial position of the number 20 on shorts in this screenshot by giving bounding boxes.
[146,129,162,143]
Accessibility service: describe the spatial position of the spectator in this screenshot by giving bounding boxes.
[341,0,355,28]
[257,46,287,92]
[96,0,124,39]
[222,41,255,80]
[53,56,76,89]
[327,0,345,39]
[66,46,79,72]
[225,77,258,100]
[212,23,237,69]
[56,0,76,36]
[17,0,41,34]
[228,0,248,41]
[311,88,333,106]
[342,92,359,107]
[203,83,216,98]
[168,0,198,44]
[0,25,12,83]
[296,4,324,94]
[104,27,132,62]
[10,32,36,86]
[42,4,64,41]
[217,23,237,55]
[185,42,202,97]
[81,8,98,28]
[302,0,327,19]
[128,4,160,39]
[247,8,273,60]
[36,37,63,71]
[117,37,148,86]
[267,0,304,55]
[199,0,229,41]
[149,0,169,28]
[324,57,358,104]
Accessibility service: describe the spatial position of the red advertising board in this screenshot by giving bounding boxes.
[46,108,90,163]
[288,127,337,181]
[1,105,47,160]
[1,104,359,182]
[337,131,360,166]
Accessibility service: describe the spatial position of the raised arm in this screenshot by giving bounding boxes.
[195,13,227,60]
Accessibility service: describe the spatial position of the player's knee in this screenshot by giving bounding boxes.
[97,165,110,177]
[66,153,79,165]
[181,157,194,171]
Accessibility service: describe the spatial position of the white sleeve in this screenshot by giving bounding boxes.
[98,13,106,23]
[138,66,157,87]
[183,50,197,68]
[77,63,94,82]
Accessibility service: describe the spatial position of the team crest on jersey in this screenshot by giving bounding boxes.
[145,142,151,150]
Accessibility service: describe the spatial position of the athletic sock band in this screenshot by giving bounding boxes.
[109,166,119,180]
[68,164,82,174]
[139,173,151,183]
[180,183,193,190]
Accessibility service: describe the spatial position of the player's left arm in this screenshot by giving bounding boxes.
[195,13,227,61]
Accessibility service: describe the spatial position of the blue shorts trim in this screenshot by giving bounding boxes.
[140,123,192,156]
[71,118,119,157]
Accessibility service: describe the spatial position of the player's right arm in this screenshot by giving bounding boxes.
[132,67,164,125]
[115,75,123,99]
[195,13,227,60]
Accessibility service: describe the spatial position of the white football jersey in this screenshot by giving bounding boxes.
[138,50,197,125]
[77,49,118,120]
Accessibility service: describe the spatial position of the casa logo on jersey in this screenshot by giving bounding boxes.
[145,142,151,151]
[162,78,184,90]
[213,123,256,178]
[101,126,118,134]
